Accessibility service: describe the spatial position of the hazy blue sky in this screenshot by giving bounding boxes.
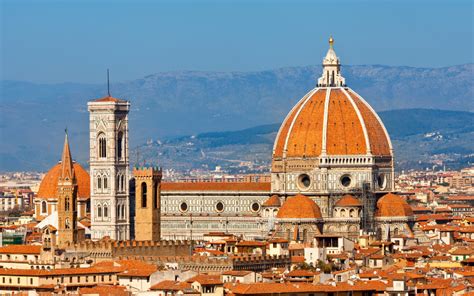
[1,0,473,83]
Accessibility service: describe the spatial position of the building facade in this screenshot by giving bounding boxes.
[156,37,410,241]
[88,96,131,241]
[134,166,162,241]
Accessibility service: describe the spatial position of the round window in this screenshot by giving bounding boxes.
[251,202,260,212]
[340,175,352,187]
[377,174,387,189]
[180,202,188,212]
[215,202,224,212]
[298,174,311,189]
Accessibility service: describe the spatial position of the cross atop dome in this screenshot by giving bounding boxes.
[317,36,346,87]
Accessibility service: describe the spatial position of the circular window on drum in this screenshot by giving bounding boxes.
[251,202,260,212]
[297,174,311,190]
[179,202,188,212]
[340,175,352,187]
[377,173,387,190]
[215,202,224,213]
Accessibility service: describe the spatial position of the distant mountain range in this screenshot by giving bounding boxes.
[137,109,474,173]
[0,64,473,171]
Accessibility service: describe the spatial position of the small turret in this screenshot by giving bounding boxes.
[317,36,346,87]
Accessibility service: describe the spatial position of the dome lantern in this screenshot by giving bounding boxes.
[317,36,346,87]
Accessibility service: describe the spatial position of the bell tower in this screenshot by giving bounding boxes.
[88,92,130,241]
[57,132,78,247]
[133,166,162,241]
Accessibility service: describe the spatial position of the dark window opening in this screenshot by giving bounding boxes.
[141,182,147,208]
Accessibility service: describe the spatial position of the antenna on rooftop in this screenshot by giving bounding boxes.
[107,69,111,97]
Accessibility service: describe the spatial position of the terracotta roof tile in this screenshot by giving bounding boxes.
[151,280,192,291]
[93,96,126,103]
[262,195,281,207]
[37,162,90,199]
[0,245,41,255]
[187,274,222,285]
[335,194,362,207]
[273,87,391,158]
[376,193,413,217]
[78,285,128,296]
[347,89,391,156]
[277,194,322,219]
[161,182,270,192]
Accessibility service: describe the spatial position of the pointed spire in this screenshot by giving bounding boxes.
[317,36,346,87]
[60,129,75,181]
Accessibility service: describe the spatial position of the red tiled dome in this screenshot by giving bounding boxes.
[335,194,362,207]
[37,162,90,200]
[262,195,281,207]
[277,194,322,219]
[272,88,392,159]
[376,193,413,217]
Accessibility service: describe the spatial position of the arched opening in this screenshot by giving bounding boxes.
[97,176,102,189]
[65,198,70,211]
[302,229,308,242]
[103,205,108,217]
[141,182,147,208]
[117,131,123,160]
[41,201,47,214]
[117,205,120,219]
[121,205,125,218]
[103,177,108,189]
[98,133,107,158]
[393,227,399,236]
[341,209,346,217]
[97,205,102,217]
[350,208,355,217]
[121,175,125,192]
[65,218,70,229]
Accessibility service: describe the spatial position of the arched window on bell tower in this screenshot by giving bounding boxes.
[141,182,147,208]
[98,133,107,158]
[117,131,123,160]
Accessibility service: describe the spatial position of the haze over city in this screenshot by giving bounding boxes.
[0,1,473,295]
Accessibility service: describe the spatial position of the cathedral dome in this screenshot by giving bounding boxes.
[335,194,362,207]
[277,194,322,219]
[37,162,90,200]
[272,38,392,161]
[272,87,392,159]
[375,193,413,218]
